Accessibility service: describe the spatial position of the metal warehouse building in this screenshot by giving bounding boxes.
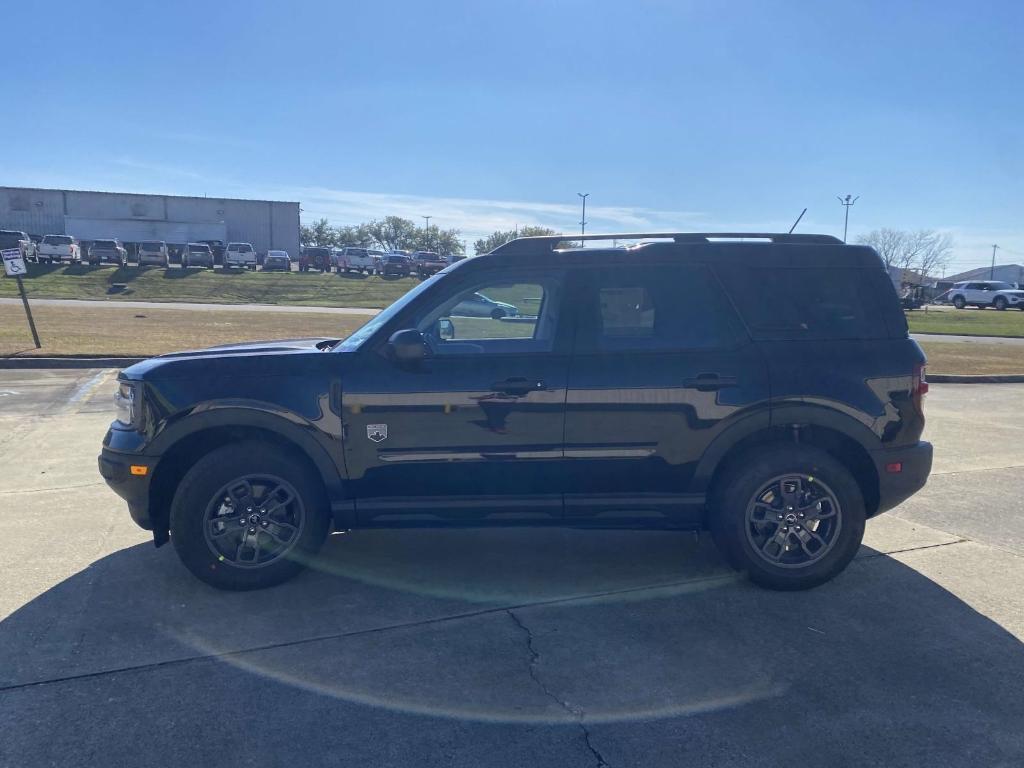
[0,186,300,256]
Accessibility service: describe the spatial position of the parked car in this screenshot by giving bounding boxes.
[98,231,932,592]
[451,291,520,318]
[380,253,412,277]
[224,242,256,269]
[198,240,226,265]
[334,246,377,274]
[298,246,332,272]
[87,238,128,266]
[38,234,81,263]
[138,241,169,267]
[0,229,36,261]
[262,250,292,272]
[182,242,214,269]
[948,280,1024,310]
[410,250,447,278]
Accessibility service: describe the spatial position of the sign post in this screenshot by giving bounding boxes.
[1,248,41,349]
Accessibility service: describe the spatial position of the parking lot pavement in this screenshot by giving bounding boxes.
[1,373,1022,767]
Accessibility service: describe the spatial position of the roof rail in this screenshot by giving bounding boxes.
[488,232,843,256]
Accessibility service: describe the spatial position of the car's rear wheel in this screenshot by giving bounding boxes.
[709,445,865,590]
[952,295,966,309]
[170,441,330,590]
[994,296,1008,311]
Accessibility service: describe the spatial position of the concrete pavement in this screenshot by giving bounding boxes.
[1,374,1022,767]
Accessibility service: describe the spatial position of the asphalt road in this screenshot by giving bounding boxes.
[1,372,1022,767]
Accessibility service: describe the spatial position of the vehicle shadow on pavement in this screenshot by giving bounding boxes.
[1,529,1022,767]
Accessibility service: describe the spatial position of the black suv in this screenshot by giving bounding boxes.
[99,232,932,591]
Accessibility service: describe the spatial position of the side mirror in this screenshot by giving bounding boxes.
[438,318,455,340]
[388,329,426,364]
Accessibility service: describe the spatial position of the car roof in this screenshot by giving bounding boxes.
[480,233,883,269]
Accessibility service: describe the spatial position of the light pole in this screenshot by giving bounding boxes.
[991,244,999,279]
[837,194,859,243]
[422,215,432,229]
[577,193,589,247]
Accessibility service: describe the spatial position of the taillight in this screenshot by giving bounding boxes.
[915,364,929,396]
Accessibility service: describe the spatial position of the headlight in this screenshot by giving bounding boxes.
[114,381,138,427]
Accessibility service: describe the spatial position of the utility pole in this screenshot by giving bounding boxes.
[577,193,589,247]
[991,244,999,279]
[836,195,859,243]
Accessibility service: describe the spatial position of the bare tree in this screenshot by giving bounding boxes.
[857,228,953,278]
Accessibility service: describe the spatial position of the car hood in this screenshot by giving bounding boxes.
[122,337,342,379]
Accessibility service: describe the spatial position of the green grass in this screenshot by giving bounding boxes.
[906,307,1024,338]
[0,263,418,308]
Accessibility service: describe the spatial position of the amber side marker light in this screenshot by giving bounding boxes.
[130,465,149,476]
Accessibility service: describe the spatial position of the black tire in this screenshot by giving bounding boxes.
[994,296,1007,311]
[952,295,966,309]
[490,308,506,320]
[170,441,330,590]
[709,444,866,591]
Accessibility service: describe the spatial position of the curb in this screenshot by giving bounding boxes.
[929,373,1024,384]
[0,357,145,369]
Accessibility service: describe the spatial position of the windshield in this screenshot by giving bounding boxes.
[334,272,445,352]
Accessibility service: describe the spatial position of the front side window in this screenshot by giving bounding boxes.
[415,272,562,355]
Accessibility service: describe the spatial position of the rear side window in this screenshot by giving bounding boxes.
[721,267,890,340]
[575,265,743,352]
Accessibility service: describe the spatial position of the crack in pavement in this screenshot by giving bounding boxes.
[507,610,610,768]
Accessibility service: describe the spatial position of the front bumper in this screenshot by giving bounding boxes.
[871,441,933,516]
[98,448,155,530]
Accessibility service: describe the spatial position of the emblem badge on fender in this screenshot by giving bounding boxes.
[367,424,388,442]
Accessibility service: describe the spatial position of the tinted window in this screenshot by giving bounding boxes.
[141,241,163,250]
[576,265,742,351]
[44,235,73,245]
[723,267,889,340]
[0,232,25,247]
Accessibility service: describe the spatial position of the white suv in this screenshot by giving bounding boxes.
[949,280,1024,310]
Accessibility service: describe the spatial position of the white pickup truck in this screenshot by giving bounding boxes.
[333,246,377,274]
[38,234,81,263]
[224,242,257,269]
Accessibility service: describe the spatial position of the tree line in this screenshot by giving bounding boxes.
[301,217,564,257]
[300,216,465,255]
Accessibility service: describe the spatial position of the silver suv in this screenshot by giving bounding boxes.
[949,280,1024,310]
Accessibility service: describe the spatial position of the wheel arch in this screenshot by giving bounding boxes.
[696,416,881,520]
[146,410,346,544]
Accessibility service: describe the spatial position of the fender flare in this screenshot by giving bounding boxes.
[147,403,346,500]
[691,403,881,492]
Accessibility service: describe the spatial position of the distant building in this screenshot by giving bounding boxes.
[939,264,1024,289]
[0,186,300,257]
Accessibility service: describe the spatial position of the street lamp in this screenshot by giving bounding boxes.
[836,194,859,243]
[422,215,432,229]
[577,193,589,247]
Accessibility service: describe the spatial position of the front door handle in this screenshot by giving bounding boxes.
[683,373,737,391]
[491,377,546,396]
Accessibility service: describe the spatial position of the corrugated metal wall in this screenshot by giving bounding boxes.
[0,187,300,255]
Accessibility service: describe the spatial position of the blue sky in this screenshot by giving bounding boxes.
[2,0,1022,271]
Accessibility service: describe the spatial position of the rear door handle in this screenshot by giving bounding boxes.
[683,373,737,391]
[491,377,546,396]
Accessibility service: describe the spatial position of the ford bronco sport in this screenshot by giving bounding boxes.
[99,232,932,591]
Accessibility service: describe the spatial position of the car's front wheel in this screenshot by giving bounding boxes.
[170,441,330,590]
[710,445,865,590]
